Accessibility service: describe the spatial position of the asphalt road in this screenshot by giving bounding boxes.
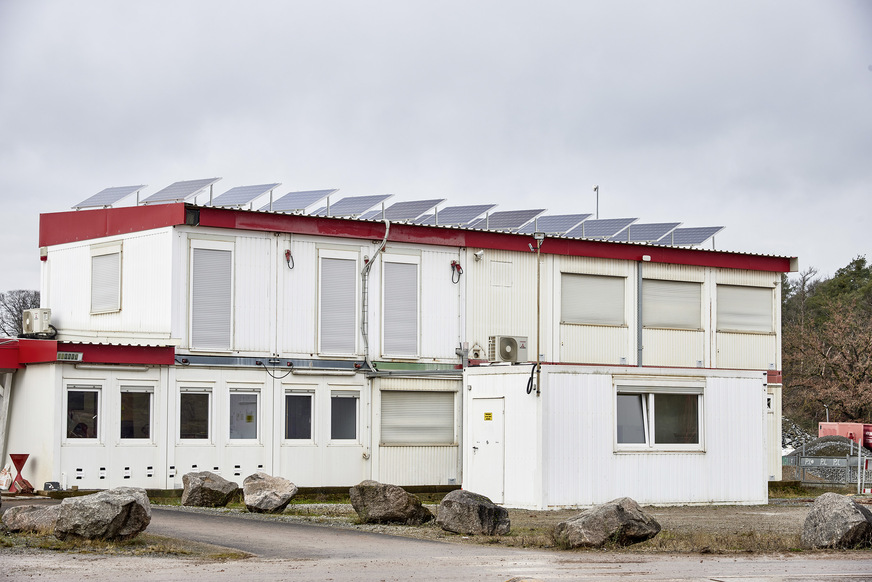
[2,500,872,581]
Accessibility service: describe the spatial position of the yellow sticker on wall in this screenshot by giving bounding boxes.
[484,412,492,421]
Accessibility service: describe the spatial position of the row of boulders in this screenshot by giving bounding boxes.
[3,487,151,541]
[181,471,298,513]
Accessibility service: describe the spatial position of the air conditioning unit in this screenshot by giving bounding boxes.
[22,308,52,334]
[488,335,528,363]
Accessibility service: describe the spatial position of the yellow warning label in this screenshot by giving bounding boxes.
[484,412,493,421]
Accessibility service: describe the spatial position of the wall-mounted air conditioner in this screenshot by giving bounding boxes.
[22,308,52,334]
[488,335,528,363]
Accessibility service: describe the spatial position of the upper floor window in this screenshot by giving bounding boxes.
[382,258,419,357]
[319,251,357,355]
[190,240,233,351]
[642,279,702,330]
[91,243,122,313]
[561,273,625,326]
[717,284,773,333]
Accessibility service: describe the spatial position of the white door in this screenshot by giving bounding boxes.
[467,397,505,503]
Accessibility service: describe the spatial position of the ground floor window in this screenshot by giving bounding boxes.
[616,385,702,450]
[66,385,100,440]
[120,389,152,440]
[229,391,259,440]
[180,391,210,440]
[331,391,358,440]
[381,390,454,445]
[285,392,313,440]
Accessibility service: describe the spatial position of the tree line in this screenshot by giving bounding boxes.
[782,256,872,429]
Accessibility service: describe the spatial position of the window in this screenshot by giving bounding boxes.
[66,385,100,440]
[330,391,358,440]
[120,389,152,440]
[91,244,121,313]
[562,273,625,325]
[717,285,773,333]
[383,260,418,356]
[319,255,357,354]
[191,242,233,350]
[229,391,259,440]
[179,391,210,440]
[285,392,313,440]
[381,391,454,445]
[642,279,701,329]
[616,385,703,450]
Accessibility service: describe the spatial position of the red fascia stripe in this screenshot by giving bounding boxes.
[57,343,175,366]
[198,207,794,273]
[0,343,23,369]
[39,203,187,247]
[18,339,58,364]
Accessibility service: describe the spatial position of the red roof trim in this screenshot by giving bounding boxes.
[37,204,795,272]
[58,343,175,366]
[0,342,23,369]
[39,203,187,247]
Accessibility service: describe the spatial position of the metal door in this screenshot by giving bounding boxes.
[467,397,505,503]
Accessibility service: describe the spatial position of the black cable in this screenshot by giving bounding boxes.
[451,262,462,284]
[259,360,294,379]
[526,362,537,394]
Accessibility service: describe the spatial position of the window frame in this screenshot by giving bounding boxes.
[614,379,705,452]
[716,284,774,334]
[380,389,456,446]
[318,248,359,356]
[381,254,421,358]
[64,383,102,443]
[90,242,122,314]
[119,385,154,443]
[283,388,315,443]
[329,389,360,443]
[178,387,212,443]
[561,273,626,326]
[641,279,703,330]
[228,388,261,442]
[189,238,235,352]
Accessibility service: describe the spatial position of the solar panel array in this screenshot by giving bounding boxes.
[414,204,496,226]
[517,213,591,235]
[565,218,638,239]
[362,199,445,221]
[468,209,546,231]
[212,183,281,208]
[610,222,681,243]
[140,178,221,205]
[312,194,393,217]
[73,185,146,209]
[263,189,338,213]
[656,226,724,246]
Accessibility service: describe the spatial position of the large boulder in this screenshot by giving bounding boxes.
[436,489,510,535]
[54,487,151,541]
[349,480,433,525]
[181,471,239,507]
[553,497,661,548]
[243,473,299,514]
[2,504,61,533]
[801,492,872,548]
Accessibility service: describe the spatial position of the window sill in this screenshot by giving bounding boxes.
[614,448,706,454]
[379,442,458,447]
[560,322,628,328]
[642,326,704,332]
[716,329,776,336]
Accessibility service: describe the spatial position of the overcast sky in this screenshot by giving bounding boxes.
[1,0,870,293]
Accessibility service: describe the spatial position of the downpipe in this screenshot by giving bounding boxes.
[360,219,391,371]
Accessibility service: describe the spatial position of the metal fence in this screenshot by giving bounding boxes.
[783,455,872,490]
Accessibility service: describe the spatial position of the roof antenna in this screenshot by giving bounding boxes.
[593,184,599,219]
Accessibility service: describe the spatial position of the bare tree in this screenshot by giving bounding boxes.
[0,289,40,337]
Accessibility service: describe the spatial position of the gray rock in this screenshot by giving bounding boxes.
[181,471,238,507]
[54,487,151,541]
[349,480,433,525]
[553,497,661,548]
[243,472,298,513]
[2,504,61,533]
[436,489,510,535]
[801,492,872,548]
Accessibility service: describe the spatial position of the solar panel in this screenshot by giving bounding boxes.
[610,222,682,243]
[364,199,445,221]
[517,213,592,235]
[311,194,393,217]
[212,183,281,208]
[565,218,638,239]
[261,189,338,213]
[467,209,546,231]
[73,185,146,209]
[359,209,382,220]
[140,178,221,205]
[656,226,724,246]
[414,204,497,226]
